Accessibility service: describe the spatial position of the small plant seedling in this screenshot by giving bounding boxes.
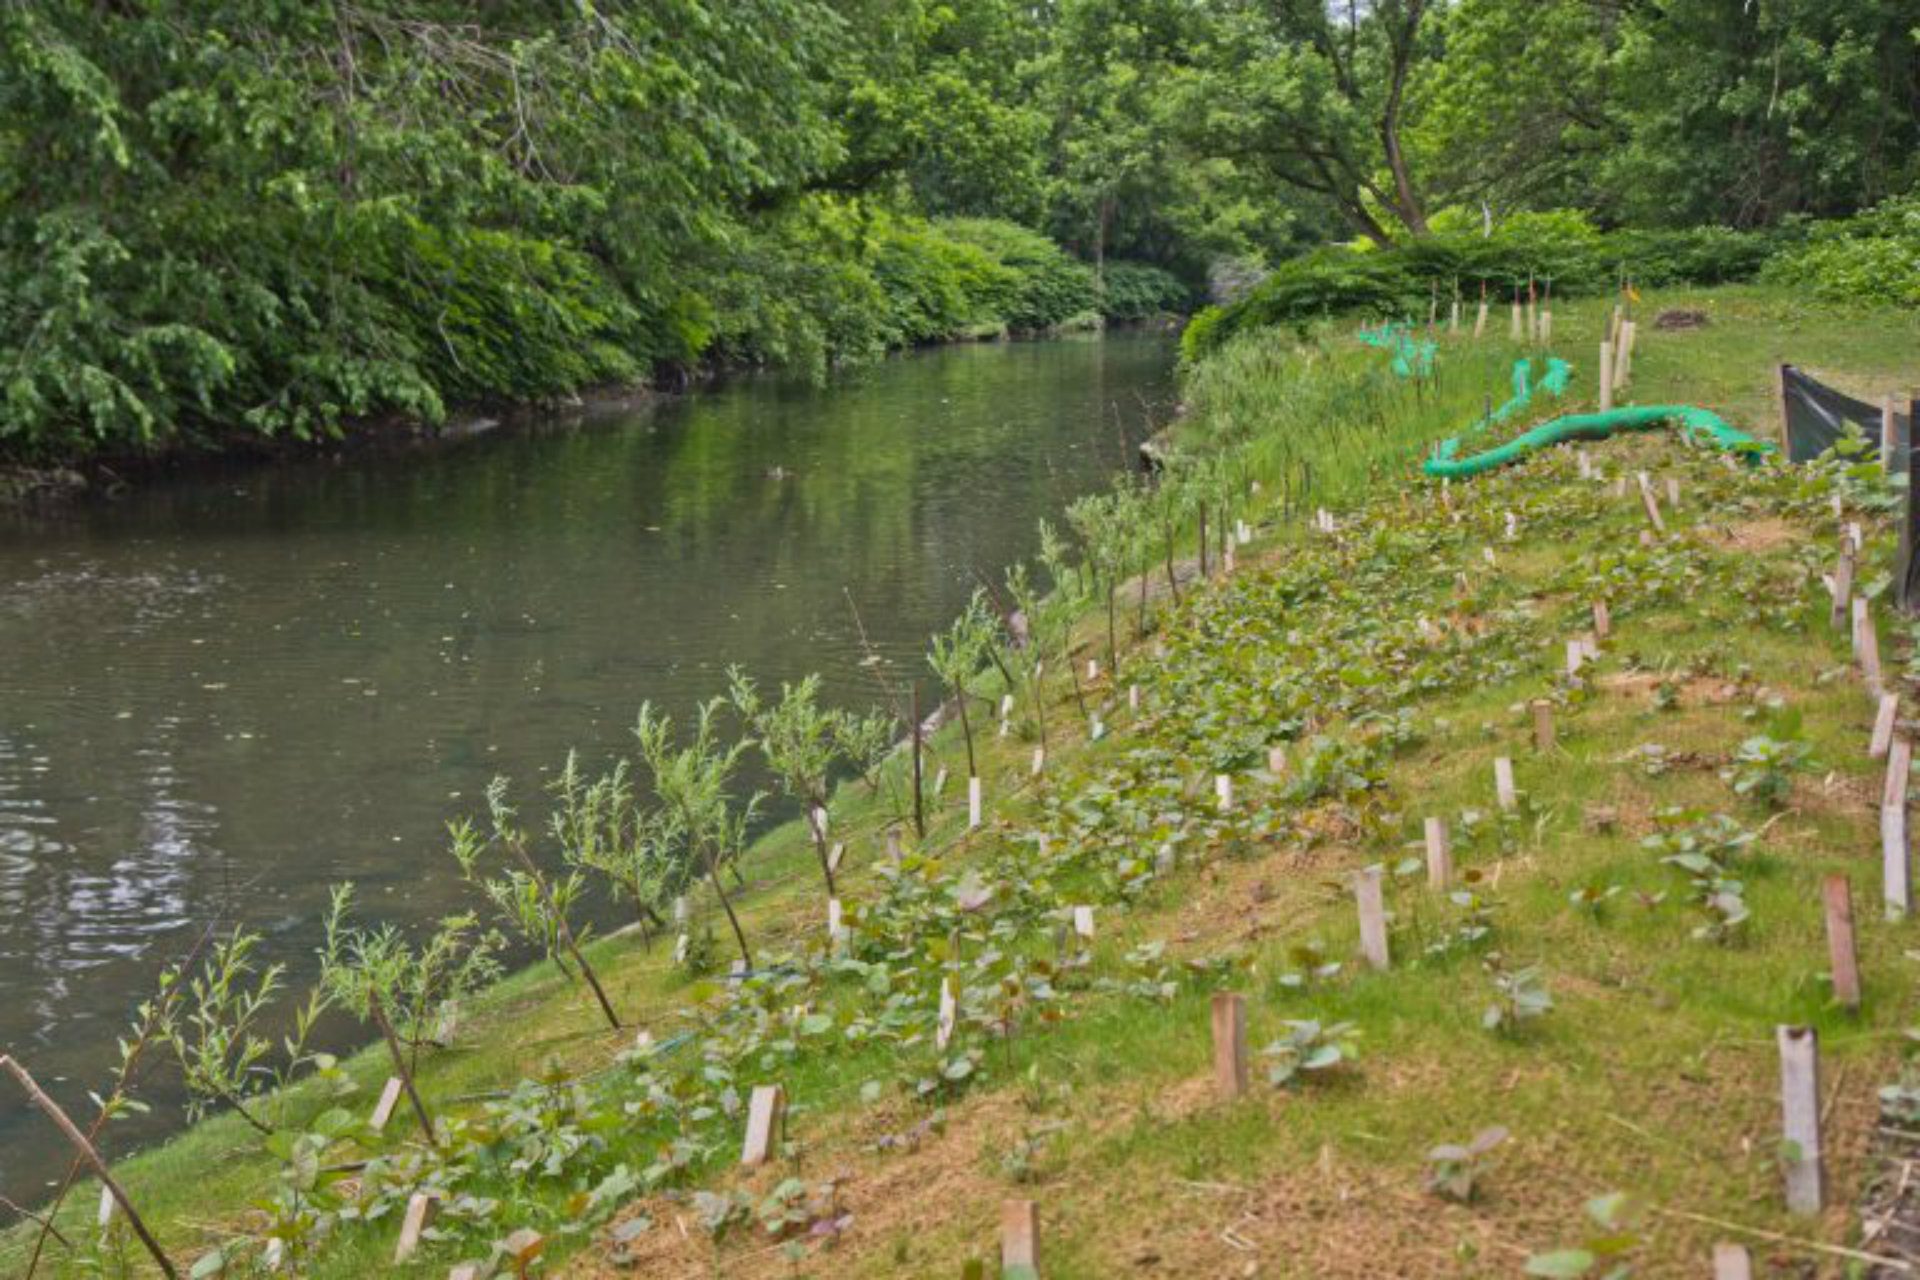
[1426,1125,1509,1202]
[1483,956,1553,1035]
[1524,1191,1644,1276]
[1261,1020,1360,1087]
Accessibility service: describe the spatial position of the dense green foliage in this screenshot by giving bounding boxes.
[1764,196,1920,309]
[1184,215,1790,357]
[3,0,1914,462]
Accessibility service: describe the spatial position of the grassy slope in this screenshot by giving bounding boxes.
[8,283,1920,1279]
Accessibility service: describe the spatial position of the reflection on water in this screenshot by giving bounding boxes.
[0,332,1175,1206]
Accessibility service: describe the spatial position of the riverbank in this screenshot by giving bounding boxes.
[9,283,1920,1277]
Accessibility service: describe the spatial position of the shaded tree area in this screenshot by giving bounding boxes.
[3,0,1914,463]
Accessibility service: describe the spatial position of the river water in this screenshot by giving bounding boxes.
[0,332,1175,1207]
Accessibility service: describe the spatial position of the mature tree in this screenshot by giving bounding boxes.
[1603,0,1920,227]
[1408,0,1618,216]
[1178,0,1437,247]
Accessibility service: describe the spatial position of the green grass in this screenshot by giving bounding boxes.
[9,282,1920,1279]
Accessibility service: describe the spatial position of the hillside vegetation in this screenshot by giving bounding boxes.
[10,285,1920,1277]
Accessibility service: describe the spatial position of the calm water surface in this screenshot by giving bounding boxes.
[0,332,1174,1205]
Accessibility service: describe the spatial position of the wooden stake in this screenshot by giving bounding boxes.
[1599,341,1615,412]
[394,1192,439,1265]
[1566,638,1585,677]
[370,1076,405,1132]
[1887,804,1912,920]
[1578,450,1593,480]
[827,898,846,949]
[1510,301,1523,342]
[1215,774,1234,812]
[1886,734,1911,810]
[1777,1026,1824,1215]
[1475,300,1489,338]
[1592,599,1610,640]
[741,1084,786,1167]
[1857,598,1883,695]
[1001,1199,1040,1275]
[968,776,983,829]
[1616,320,1636,388]
[1712,1242,1754,1280]
[1128,684,1140,712]
[1267,745,1287,776]
[1540,308,1553,346]
[1636,472,1666,534]
[1831,552,1854,630]
[1885,395,1900,476]
[1872,693,1900,759]
[1355,867,1390,971]
[1665,476,1680,508]
[1822,874,1861,1012]
[1531,699,1555,752]
[1031,745,1045,777]
[1494,757,1517,810]
[1211,992,1248,1099]
[937,977,957,1052]
[1072,906,1095,940]
[1423,817,1453,888]
[886,826,902,862]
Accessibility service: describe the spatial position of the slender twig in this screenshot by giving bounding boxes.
[0,1056,179,1279]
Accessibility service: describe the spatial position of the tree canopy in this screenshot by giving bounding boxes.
[2,0,1914,462]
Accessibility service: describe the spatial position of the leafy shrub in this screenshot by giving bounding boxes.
[938,218,1098,331]
[1185,213,1785,357]
[1097,261,1190,320]
[1763,196,1920,308]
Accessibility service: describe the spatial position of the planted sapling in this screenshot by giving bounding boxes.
[1425,1125,1509,1203]
[1261,1020,1360,1087]
[1482,955,1552,1035]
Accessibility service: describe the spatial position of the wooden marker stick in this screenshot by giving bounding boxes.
[1002,1200,1040,1275]
[1494,757,1517,811]
[1712,1243,1754,1280]
[936,977,957,1052]
[1832,550,1855,630]
[968,776,983,829]
[741,1084,786,1166]
[1886,395,1900,476]
[1777,1026,1824,1214]
[1215,774,1234,812]
[1072,906,1095,940]
[1592,600,1611,640]
[1267,745,1287,776]
[1531,700,1555,753]
[1872,693,1900,759]
[1599,341,1615,412]
[394,1192,439,1265]
[1355,867,1390,971]
[1635,472,1666,534]
[370,1076,405,1132]
[1565,638,1585,677]
[1822,874,1861,1011]
[1211,992,1248,1099]
[1856,598,1883,695]
[1423,817,1453,889]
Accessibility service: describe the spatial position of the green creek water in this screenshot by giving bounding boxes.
[0,331,1175,1208]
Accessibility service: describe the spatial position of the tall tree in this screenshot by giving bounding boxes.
[1178,0,1437,246]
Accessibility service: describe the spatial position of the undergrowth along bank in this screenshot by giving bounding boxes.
[9,285,1920,1278]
